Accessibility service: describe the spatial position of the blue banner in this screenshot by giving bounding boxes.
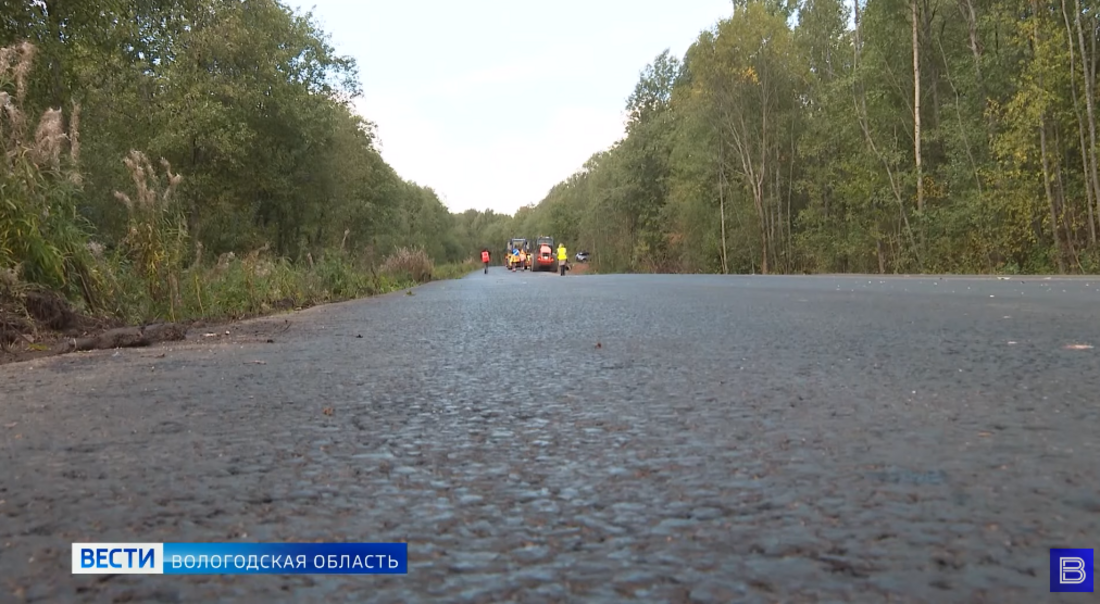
[73,542,407,574]
[162,542,407,574]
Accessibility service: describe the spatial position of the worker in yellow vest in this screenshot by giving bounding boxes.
[557,243,568,276]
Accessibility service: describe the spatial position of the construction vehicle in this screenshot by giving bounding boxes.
[505,238,530,270]
[531,235,557,272]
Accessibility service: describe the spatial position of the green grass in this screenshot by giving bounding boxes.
[6,236,479,336]
[431,259,480,280]
[166,254,476,324]
[36,249,475,330]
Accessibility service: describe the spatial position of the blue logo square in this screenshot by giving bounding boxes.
[1051,548,1094,592]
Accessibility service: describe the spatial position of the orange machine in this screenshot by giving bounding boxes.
[531,236,557,272]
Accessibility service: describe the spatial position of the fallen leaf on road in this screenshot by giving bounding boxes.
[322,407,334,416]
[203,333,217,338]
[356,335,363,339]
[4,422,17,428]
[246,360,267,365]
[978,432,992,437]
[595,342,602,349]
[1007,341,1017,345]
[1064,344,1094,350]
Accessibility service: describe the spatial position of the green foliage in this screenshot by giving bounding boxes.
[0,0,507,329]
[0,43,102,310]
[512,0,1100,275]
[431,259,481,280]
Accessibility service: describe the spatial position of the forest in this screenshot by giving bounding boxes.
[515,0,1100,276]
[3,0,1099,339]
[0,0,513,331]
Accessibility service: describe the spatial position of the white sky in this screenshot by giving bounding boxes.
[284,0,734,215]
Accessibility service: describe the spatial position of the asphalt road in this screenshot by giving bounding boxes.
[2,270,1099,603]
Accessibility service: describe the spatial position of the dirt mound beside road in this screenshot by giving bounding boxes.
[3,287,100,352]
[0,287,183,365]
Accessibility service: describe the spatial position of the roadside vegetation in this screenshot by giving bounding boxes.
[0,1,503,352]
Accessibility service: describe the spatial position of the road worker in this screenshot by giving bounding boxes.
[557,243,568,276]
[481,249,490,274]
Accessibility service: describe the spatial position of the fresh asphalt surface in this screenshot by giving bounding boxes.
[2,268,1099,603]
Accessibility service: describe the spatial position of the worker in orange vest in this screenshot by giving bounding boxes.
[481,249,490,274]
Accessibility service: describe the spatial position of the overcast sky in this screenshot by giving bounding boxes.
[283,0,733,215]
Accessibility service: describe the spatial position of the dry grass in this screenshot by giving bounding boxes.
[114,150,188,319]
[33,108,64,171]
[0,42,34,147]
[0,41,98,309]
[380,246,433,283]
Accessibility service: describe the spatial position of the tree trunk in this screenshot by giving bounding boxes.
[1033,0,1062,272]
[958,0,996,141]
[1093,13,1099,234]
[1039,118,1067,273]
[912,0,923,214]
[924,0,940,134]
[1053,126,1079,268]
[718,145,729,275]
[854,0,862,59]
[1061,0,1096,244]
[760,64,770,276]
[758,193,768,275]
[787,131,795,268]
[1073,0,1100,242]
[772,150,781,271]
[958,0,982,81]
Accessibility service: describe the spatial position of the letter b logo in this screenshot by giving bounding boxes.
[1062,557,1086,584]
[1051,549,1094,593]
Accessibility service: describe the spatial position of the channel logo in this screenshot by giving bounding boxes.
[73,543,163,574]
[1051,548,1094,593]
